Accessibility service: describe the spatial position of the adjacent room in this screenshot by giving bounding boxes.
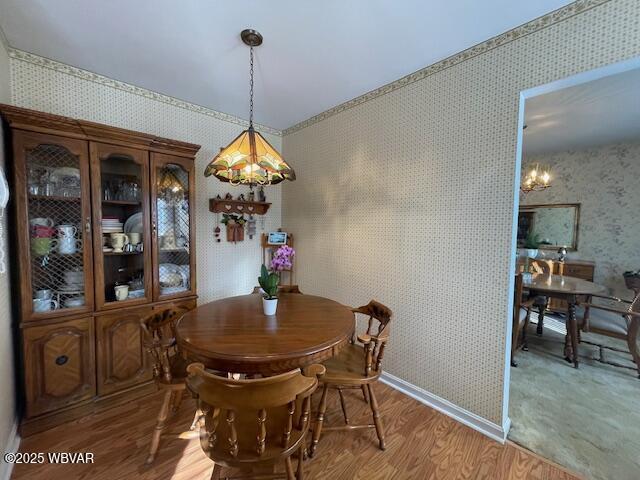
[0,1,638,479]
[510,65,640,480]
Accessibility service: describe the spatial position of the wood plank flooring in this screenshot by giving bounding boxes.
[12,383,581,480]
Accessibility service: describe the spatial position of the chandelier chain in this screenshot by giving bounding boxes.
[249,46,254,127]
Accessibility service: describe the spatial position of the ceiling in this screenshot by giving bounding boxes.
[0,0,573,131]
[524,67,640,156]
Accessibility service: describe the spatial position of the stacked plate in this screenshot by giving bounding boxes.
[102,216,123,233]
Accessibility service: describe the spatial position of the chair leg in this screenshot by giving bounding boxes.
[285,456,295,480]
[309,384,328,457]
[210,464,223,479]
[627,323,640,379]
[190,407,202,431]
[367,383,386,450]
[146,389,173,464]
[297,444,304,480]
[361,384,370,404]
[536,302,546,335]
[171,389,184,413]
[337,388,349,424]
[522,309,530,351]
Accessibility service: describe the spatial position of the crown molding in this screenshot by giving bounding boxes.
[283,0,612,136]
[7,48,282,137]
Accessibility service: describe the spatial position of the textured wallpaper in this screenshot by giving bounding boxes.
[282,0,640,426]
[524,142,640,299]
[9,57,283,305]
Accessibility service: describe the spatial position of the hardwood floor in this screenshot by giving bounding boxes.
[12,383,580,480]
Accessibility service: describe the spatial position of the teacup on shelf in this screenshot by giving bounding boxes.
[31,237,57,256]
[114,284,129,301]
[110,233,129,253]
[128,232,141,245]
[32,297,58,312]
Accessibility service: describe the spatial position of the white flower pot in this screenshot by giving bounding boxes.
[262,297,278,316]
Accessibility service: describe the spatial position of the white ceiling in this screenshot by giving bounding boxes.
[524,67,640,156]
[0,0,573,130]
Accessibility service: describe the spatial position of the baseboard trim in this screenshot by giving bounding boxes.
[380,372,508,444]
[1,419,21,480]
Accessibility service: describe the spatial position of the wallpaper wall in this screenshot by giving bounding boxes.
[9,55,283,305]
[0,34,17,467]
[523,142,640,299]
[282,0,640,427]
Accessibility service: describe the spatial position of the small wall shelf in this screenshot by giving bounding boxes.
[209,198,271,216]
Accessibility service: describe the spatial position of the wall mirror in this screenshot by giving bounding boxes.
[517,203,580,251]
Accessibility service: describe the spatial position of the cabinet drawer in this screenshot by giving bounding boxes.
[23,317,96,418]
[96,306,153,396]
[562,264,594,280]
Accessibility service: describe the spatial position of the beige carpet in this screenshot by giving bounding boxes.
[509,313,640,480]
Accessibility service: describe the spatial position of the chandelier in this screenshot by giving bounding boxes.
[204,29,295,187]
[521,163,551,193]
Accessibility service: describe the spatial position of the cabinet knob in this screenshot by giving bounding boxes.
[55,355,69,366]
[85,217,91,234]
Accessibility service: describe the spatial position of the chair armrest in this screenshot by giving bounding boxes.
[579,303,640,317]
[588,293,631,303]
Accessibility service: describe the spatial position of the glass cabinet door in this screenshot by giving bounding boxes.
[150,153,195,300]
[14,131,94,320]
[90,142,151,309]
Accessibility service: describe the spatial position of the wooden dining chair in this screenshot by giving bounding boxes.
[187,362,325,480]
[511,273,534,367]
[252,285,303,294]
[518,257,553,334]
[579,291,640,378]
[141,308,194,464]
[309,300,392,457]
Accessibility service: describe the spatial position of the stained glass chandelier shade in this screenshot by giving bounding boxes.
[204,29,295,186]
[204,127,295,185]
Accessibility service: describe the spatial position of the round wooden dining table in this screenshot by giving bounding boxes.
[524,273,606,368]
[175,293,355,375]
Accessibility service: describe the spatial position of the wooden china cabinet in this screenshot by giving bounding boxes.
[0,104,200,435]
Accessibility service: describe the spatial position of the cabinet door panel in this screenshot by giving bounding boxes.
[150,153,196,301]
[13,131,94,322]
[152,298,197,316]
[90,142,152,310]
[23,317,96,417]
[96,306,153,395]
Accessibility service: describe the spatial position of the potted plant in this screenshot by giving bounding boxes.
[257,246,296,316]
[523,232,541,259]
[258,264,279,315]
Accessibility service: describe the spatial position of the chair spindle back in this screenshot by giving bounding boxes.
[187,363,324,464]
